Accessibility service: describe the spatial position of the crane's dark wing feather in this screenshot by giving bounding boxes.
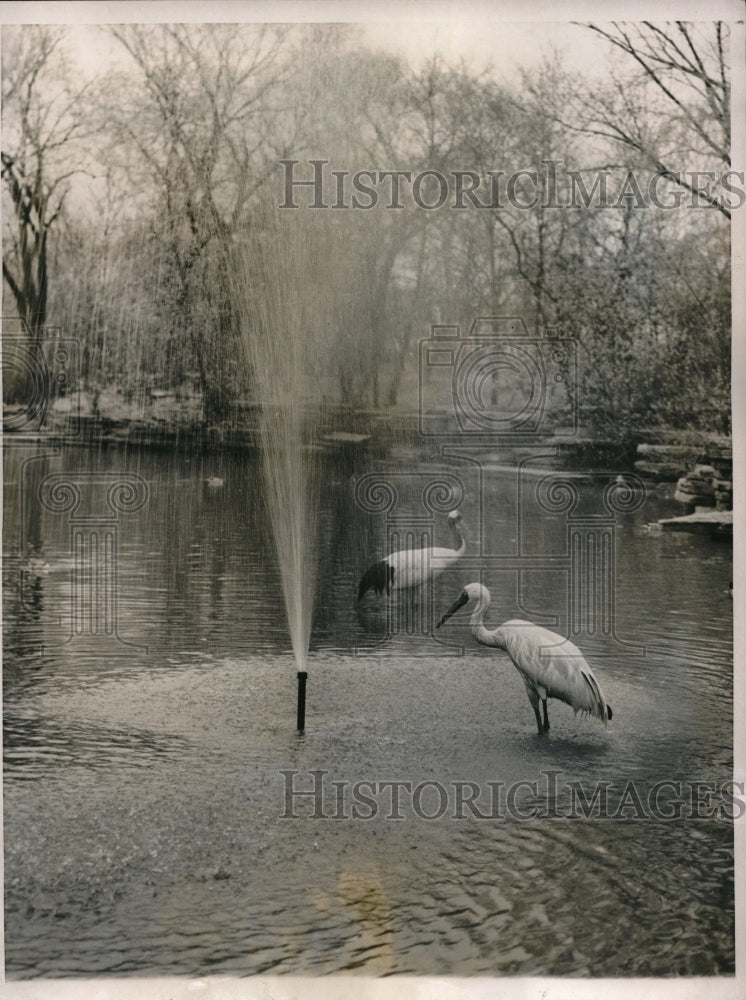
[580,670,611,721]
[357,560,395,601]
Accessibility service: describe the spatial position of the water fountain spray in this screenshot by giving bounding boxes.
[233,208,336,731]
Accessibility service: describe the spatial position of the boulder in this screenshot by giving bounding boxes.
[633,460,686,482]
[714,479,733,511]
[675,476,715,498]
[636,443,699,458]
[689,464,717,481]
[636,437,732,511]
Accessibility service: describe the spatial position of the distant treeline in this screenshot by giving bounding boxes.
[2,22,731,433]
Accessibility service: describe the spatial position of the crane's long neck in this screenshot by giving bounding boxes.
[471,622,507,650]
[469,597,506,649]
[449,520,466,557]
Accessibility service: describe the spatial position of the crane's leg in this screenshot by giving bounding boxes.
[525,687,544,735]
[542,698,550,733]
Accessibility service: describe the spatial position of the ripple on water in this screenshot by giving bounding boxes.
[2,450,733,978]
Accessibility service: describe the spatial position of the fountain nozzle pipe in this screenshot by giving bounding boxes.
[297,671,308,732]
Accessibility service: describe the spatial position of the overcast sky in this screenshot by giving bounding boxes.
[55,20,601,84]
[2,0,745,83]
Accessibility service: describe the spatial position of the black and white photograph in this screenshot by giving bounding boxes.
[1,1,743,998]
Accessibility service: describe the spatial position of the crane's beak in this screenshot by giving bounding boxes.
[437,590,468,628]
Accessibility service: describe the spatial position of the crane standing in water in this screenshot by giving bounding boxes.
[438,582,613,735]
[357,510,466,602]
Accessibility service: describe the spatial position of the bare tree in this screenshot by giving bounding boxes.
[103,23,291,420]
[2,25,95,335]
[576,21,731,216]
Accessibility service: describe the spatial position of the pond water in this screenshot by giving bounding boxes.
[2,440,734,978]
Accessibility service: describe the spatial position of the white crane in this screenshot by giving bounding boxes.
[437,582,613,735]
[357,510,466,602]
